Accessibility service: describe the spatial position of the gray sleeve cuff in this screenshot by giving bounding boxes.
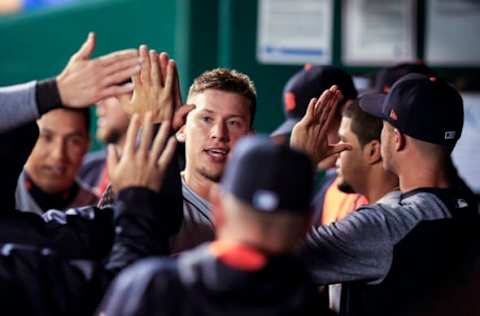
[0,81,40,133]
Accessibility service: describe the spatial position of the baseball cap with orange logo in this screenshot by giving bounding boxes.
[360,73,464,147]
[271,65,357,137]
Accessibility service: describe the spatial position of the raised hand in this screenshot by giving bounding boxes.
[122,45,177,124]
[159,52,183,111]
[158,51,195,131]
[107,112,177,193]
[290,85,352,164]
[57,32,142,107]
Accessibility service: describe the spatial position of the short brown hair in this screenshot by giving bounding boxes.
[342,100,383,147]
[188,68,257,126]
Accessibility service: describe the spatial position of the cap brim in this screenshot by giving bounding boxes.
[270,118,299,137]
[358,93,387,120]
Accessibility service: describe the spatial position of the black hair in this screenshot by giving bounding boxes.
[342,101,383,147]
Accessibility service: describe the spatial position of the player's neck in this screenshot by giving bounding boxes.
[365,166,399,202]
[398,161,450,193]
[183,169,215,200]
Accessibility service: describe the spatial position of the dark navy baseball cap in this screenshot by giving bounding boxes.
[373,62,437,93]
[360,73,463,147]
[221,135,314,214]
[271,65,357,137]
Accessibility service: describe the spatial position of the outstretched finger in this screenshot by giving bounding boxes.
[138,112,154,158]
[172,59,183,109]
[314,89,334,120]
[101,63,141,87]
[139,45,150,85]
[150,50,161,86]
[326,143,353,157]
[299,98,317,125]
[150,121,172,162]
[165,60,176,94]
[321,87,343,129]
[326,86,342,109]
[73,32,96,61]
[157,136,177,170]
[334,89,344,108]
[124,113,140,157]
[97,49,139,68]
[317,99,337,140]
[98,82,135,101]
[158,52,169,86]
[101,54,143,79]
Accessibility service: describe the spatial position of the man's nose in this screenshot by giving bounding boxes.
[210,121,229,142]
[49,139,68,162]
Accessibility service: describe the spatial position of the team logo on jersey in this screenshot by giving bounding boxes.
[445,131,456,140]
[456,198,468,208]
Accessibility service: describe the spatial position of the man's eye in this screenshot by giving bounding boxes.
[227,120,240,127]
[202,116,212,123]
[40,134,53,142]
[68,137,85,147]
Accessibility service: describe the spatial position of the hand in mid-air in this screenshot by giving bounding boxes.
[57,32,142,107]
[107,112,177,193]
[290,85,352,164]
[120,45,194,128]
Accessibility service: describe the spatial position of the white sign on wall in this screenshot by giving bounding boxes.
[257,0,333,65]
[452,93,480,193]
[425,0,480,65]
[342,0,416,65]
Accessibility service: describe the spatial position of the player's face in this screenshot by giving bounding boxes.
[380,121,395,173]
[25,109,89,194]
[180,89,252,182]
[336,117,367,194]
[95,94,130,144]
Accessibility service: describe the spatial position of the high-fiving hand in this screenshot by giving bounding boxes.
[121,46,175,123]
[290,85,352,164]
[57,32,142,107]
[120,45,194,129]
[107,112,177,193]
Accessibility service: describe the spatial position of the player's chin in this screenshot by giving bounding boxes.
[200,165,224,183]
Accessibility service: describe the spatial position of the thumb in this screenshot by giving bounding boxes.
[107,144,119,178]
[73,32,96,61]
[173,104,195,131]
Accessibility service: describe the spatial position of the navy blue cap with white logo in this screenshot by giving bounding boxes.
[221,135,314,214]
[360,73,464,147]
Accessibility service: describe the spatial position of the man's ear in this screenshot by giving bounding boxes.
[176,125,186,143]
[364,140,382,165]
[394,129,406,152]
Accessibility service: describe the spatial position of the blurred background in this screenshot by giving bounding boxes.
[1,0,480,190]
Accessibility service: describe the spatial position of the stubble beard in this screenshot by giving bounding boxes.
[337,179,356,194]
[197,165,223,183]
